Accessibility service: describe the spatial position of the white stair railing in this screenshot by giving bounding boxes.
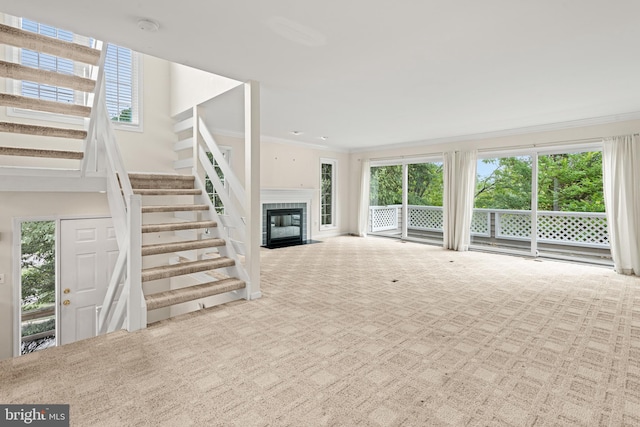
[172,107,251,288]
[194,112,250,284]
[87,43,145,335]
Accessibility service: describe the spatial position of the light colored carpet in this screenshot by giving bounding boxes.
[1,236,640,426]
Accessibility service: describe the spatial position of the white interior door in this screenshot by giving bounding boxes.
[59,217,118,345]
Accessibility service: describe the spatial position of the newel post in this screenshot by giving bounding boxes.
[126,194,145,331]
[245,80,261,300]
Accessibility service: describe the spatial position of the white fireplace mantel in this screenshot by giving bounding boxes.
[260,188,316,244]
[260,188,316,203]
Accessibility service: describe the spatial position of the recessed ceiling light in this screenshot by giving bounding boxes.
[320,136,328,141]
[137,19,160,32]
[291,131,303,136]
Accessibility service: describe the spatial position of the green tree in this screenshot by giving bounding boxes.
[474,152,604,212]
[408,163,443,206]
[537,152,604,212]
[21,221,55,311]
[112,107,132,123]
[370,165,402,206]
[475,157,532,209]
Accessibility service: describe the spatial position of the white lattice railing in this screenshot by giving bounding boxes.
[369,205,610,248]
[495,209,609,248]
[369,206,399,232]
[407,206,443,232]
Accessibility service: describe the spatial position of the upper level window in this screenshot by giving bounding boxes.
[320,158,337,229]
[10,18,142,129]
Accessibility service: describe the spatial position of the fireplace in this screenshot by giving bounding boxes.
[266,208,304,248]
[267,208,302,248]
[261,189,313,248]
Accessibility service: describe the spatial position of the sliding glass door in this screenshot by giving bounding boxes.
[406,162,444,244]
[470,147,611,264]
[470,155,533,255]
[369,164,402,237]
[536,150,610,264]
[368,159,444,244]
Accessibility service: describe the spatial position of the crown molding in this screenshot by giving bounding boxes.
[209,127,350,153]
[349,111,640,153]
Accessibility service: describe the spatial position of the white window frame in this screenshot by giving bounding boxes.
[205,147,232,214]
[3,15,142,131]
[320,158,337,230]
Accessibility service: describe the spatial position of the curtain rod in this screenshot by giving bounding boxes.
[367,133,638,161]
[477,136,604,153]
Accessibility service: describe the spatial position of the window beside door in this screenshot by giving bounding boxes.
[20,221,56,355]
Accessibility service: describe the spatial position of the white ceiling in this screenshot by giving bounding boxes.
[2,1,639,151]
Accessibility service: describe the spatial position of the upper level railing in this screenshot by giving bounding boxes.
[370,205,609,248]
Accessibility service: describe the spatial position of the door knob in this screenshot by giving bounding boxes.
[63,300,70,306]
[63,288,71,294]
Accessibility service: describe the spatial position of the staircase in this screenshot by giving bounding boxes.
[0,23,100,172]
[1,15,260,335]
[131,173,247,317]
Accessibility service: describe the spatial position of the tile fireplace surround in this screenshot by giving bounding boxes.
[261,189,315,246]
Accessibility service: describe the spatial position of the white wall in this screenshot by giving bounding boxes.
[117,55,177,173]
[170,63,242,117]
[347,118,640,232]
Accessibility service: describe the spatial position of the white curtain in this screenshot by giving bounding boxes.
[443,150,477,251]
[602,134,640,275]
[357,158,371,237]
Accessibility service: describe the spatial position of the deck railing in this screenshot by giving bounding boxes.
[370,205,609,248]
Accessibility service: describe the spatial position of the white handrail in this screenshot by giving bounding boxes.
[81,41,106,176]
[192,115,250,283]
[87,42,143,335]
[198,117,247,210]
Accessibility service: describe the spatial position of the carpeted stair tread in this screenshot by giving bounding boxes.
[142,238,225,256]
[0,23,101,65]
[0,94,91,117]
[133,188,201,195]
[0,122,87,139]
[142,204,209,213]
[0,61,96,93]
[145,277,245,311]
[142,257,235,282]
[142,220,217,233]
[128,173,195,190]
[0,146,83,159]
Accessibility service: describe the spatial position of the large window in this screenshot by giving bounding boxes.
[320,159,337,228]
[13,18,141,128]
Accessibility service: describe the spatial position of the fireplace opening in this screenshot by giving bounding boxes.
[266,208,304,248]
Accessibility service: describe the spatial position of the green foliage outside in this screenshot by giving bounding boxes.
[112,107,132,123]
[205,151,226,214]
[370,152,604,212]
[22,318,55,336]
[321,163,333,224]
[21,221,56,312]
